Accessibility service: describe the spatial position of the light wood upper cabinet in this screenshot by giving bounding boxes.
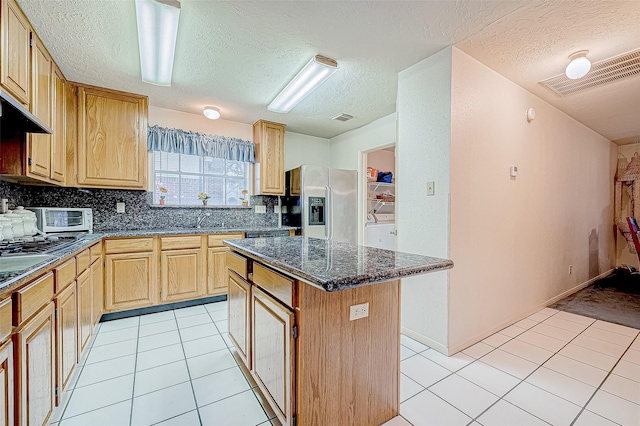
[105,251,157,312]
[228,271,251,368]
[51,64,66,183]
[55,282,77,400]
[14,301,55,426]
[0,340,13,426]
[28,34,53,180]
[252,286,295,426]
[77,84,148,190]
[253,120,285,195]
[0,0,30,105]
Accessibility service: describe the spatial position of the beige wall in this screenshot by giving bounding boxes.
[448,48,616,353]
[285,132,330,171]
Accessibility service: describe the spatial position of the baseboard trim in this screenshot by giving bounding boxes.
[401,326,449,355]
[447,269,615,355]
[100,294,228,322]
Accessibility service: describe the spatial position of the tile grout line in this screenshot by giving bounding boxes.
[174,308,205,426]
[128,317,142,426]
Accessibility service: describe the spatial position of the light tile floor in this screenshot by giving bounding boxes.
[51,303,640,426]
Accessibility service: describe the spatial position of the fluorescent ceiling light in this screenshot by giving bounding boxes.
[268,55,338,113]
[203,106,220,120]
[565,50,591,80]
[135,0,181,86]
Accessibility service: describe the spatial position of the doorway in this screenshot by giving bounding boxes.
[363,145,396,249]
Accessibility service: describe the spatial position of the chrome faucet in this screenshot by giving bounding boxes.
[196,212,211,228]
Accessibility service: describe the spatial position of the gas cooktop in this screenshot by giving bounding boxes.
[0,234,83,256]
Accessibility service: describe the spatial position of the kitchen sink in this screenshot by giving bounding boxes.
[0,254,54,273]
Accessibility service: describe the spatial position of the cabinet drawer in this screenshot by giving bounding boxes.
[208,233,243,247]
[54,258,76,293]
[105,237,154,254]
[252,263,294,309]
[76,249,91,274]
[226,251,248,279]
[13,272,54,326]
[161,235,202,250]
[0,297,12,342]
[90,242,103,263]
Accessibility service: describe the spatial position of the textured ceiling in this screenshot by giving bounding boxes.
[457,0,640,145]
[16,0,527,139]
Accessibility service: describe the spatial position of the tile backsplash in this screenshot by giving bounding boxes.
[0,181,279,231]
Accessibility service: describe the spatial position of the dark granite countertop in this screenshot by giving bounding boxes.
[0,226,297,295]
[224,236,453,292]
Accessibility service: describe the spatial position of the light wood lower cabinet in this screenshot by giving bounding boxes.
[160,249,204,302]
[104,251,157,312]
[91,259,103,325]
[251,287,295,425]
[55,283,77,400]
[207,247,229,295]
[14,301,55,426]
[77,269,92,354]
[0,340,14,426]
[228,271,251,368]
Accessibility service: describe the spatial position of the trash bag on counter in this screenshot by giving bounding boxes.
[377,171,393,183]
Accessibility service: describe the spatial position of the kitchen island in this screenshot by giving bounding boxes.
[224,236,453,426]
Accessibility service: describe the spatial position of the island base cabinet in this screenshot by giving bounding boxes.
[0,341,14,426]
[14,302,55,426]
[227,271,251,368]
[296,279,400,426]
[251,287,295,426]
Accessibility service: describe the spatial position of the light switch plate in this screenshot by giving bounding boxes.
[426,181,435,196]
[116,202,125,213]
[254,205,266,214]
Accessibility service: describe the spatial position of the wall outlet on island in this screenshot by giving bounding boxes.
[254,205,266,214]
[116,202,125,213]
[349,303,369,321]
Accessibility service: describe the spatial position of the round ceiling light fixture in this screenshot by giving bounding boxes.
[565,51,591,80]
[203,106,221,120]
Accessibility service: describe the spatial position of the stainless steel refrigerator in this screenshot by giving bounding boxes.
[282,165,357,244]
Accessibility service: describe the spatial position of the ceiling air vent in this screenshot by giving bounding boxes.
[541,49,640,96]
[330,113,353,122]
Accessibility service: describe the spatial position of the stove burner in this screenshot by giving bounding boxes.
[0,235,80,256]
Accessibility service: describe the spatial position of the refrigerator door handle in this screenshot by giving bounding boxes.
[326,185,332,240]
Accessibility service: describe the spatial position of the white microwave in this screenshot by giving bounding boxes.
[28,207,93,234]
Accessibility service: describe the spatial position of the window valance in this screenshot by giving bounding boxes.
[147,125,255,163]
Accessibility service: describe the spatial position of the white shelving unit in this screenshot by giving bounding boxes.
[367,181,395,214]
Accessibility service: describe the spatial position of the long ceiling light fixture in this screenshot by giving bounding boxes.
[268,55,338,113]
[135,0,181,86]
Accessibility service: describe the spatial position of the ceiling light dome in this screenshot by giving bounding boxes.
[565,51,591,80]
[203,106,220,120]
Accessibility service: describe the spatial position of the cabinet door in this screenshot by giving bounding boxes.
[77,269,92,354]
[160,248,204,303]
[252,287,295,426]
[28,34,53,179]
[91,259,103,326]
[77,85,148,189]
[228,271,251,367]
[55,282,77,400]
[207,247,229,295]
[105,252,157,312]
[0,340,14,426]
[51,65,66,182]
[0,0,30,105]
[15,302,55,426]
[254,120,285,195]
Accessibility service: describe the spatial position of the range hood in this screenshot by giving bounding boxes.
[0,89,51,134]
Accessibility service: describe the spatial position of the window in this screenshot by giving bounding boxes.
[153,151,250,205]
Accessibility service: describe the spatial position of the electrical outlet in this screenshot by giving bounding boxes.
[569,265,572,275]
[254,205,266,214]
[349,303,369,321]
[116,202,125,213]
[427,181,435,196]
[274,205,281,213]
